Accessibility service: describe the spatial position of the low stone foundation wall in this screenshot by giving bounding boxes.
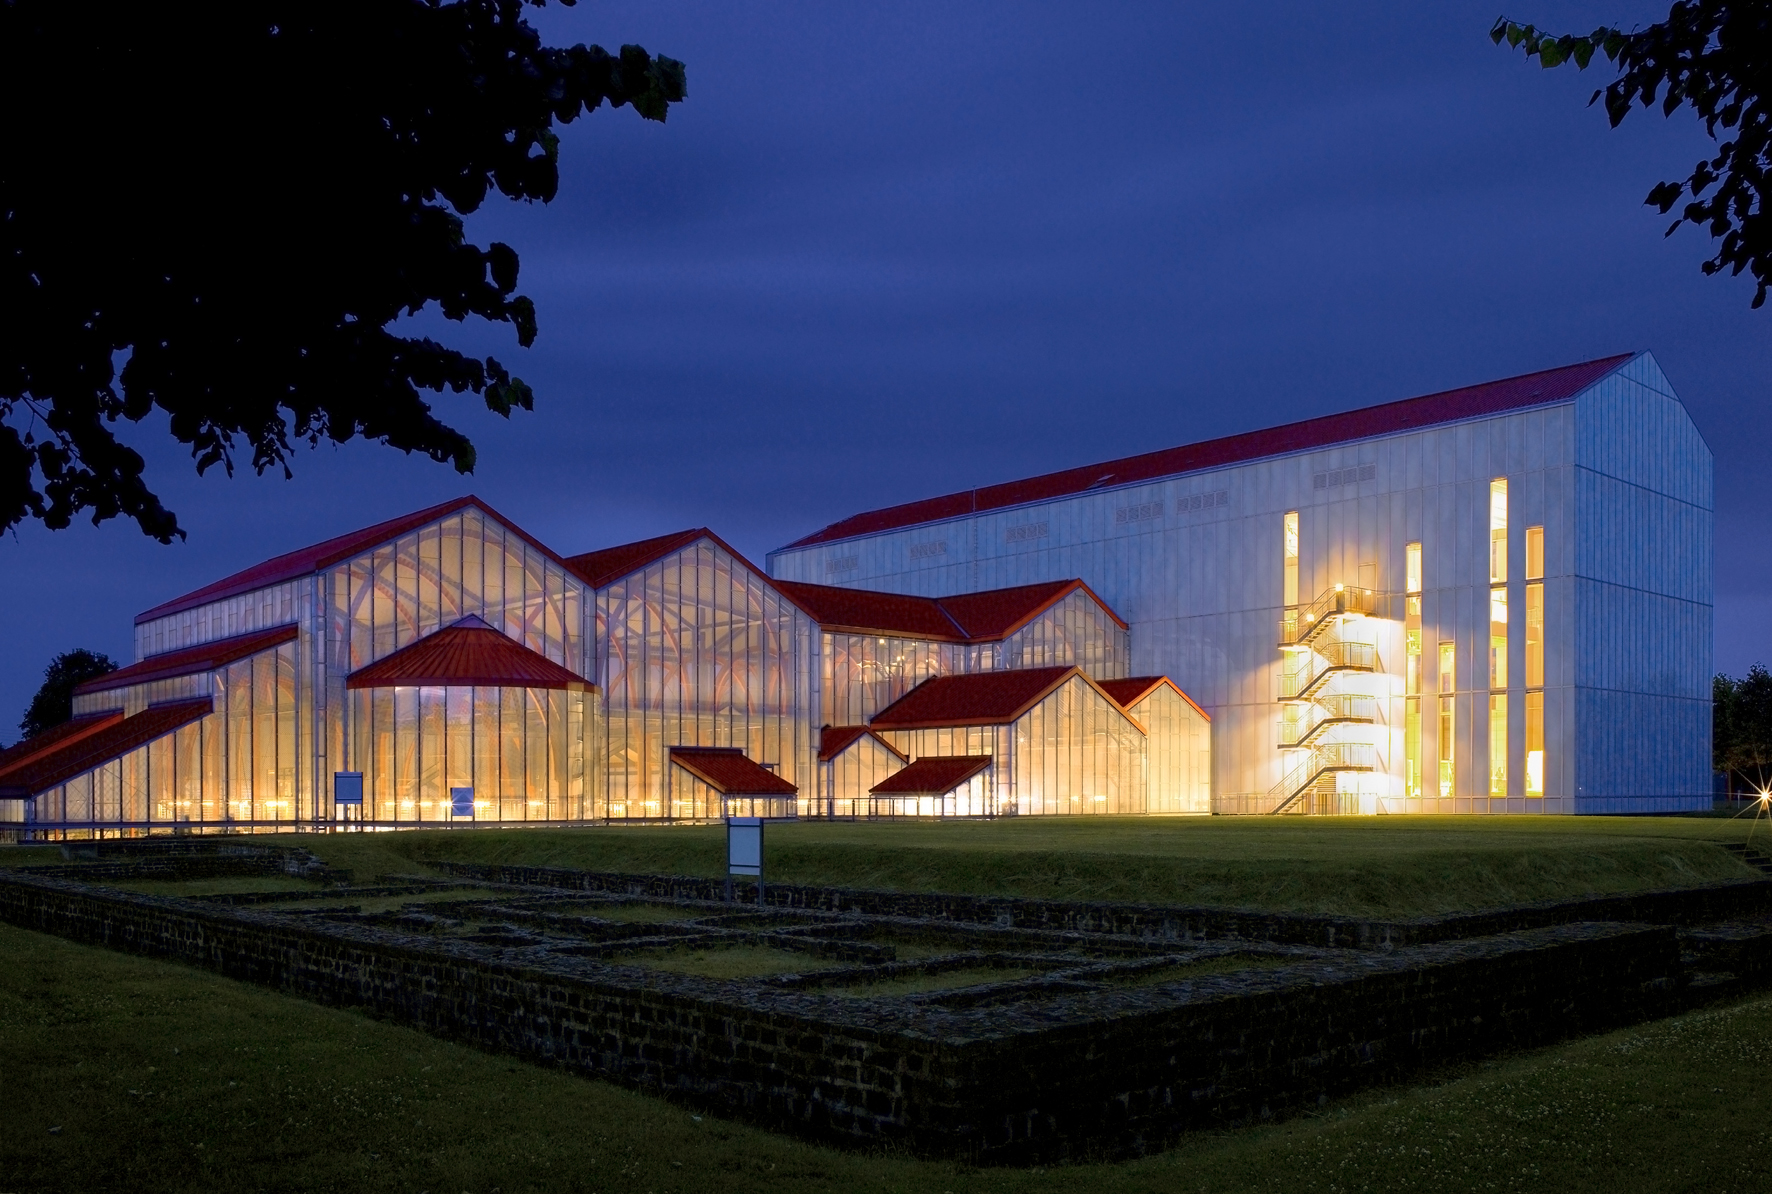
[432,859,1772,949]
[0,867,1692,1162]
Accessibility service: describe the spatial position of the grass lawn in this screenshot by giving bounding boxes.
[215,814,1772,917]
[0,920,1768,1193]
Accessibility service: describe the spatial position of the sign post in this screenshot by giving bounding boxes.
[450,787,475,820]
[726,816,764,903]
[333,772,364,831]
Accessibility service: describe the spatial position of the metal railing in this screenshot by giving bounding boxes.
[1279,585,1400,647]
[1278,694,1376,748]
[1279,638,1376,699]
[1265,742,1373,814]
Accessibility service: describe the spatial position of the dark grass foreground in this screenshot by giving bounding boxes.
[1,921,1768,1194]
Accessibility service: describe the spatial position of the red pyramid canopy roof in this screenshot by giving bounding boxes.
[869,755,993,796]
[668,747,798,795]
[346,617,587,691]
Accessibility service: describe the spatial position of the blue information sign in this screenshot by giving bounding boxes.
[333,772,364,807]
[451,787,475,818]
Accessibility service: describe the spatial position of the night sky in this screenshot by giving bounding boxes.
[4,1,1767,738]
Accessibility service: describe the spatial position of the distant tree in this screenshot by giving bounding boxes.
[1715,665,1772,792]
[0,1,685,542]
[1492,3,1772,306]
[19,649,120,741]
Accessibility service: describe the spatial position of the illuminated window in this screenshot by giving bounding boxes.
[1283,511,1299,608]
[1526,690,1544,795]
[1489,479,1508,584]
[1405,541,1423,799]
[1490,694,1508,796]
[1526,525,1543,581]
[1490,587,1508,690]
[1438,641,1455,798]
[1526,582,1544,689]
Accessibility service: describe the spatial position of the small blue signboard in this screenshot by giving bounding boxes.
[726,816,764,903]
[451,786,475,819]
[333,772,364,807]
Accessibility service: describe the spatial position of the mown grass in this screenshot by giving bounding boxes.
[4,814,1767,916]
[1,921,1769,1193]
[275,815,1766,917]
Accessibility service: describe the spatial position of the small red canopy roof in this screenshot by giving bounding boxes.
[135,495,571,626]
[0,700,213,796]
[773,578,1123,642]
[870,755,993,796]
[1096,676,1210,720]
[0,711,126,775]
[76,625,299,697]
[783,354,1635,549]
[870,666,1080,729]
[668,747,798,795]
[346,617,587,691]
[817,725,909,763]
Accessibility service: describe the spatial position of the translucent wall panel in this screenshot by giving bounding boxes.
[347,686,585,822]
[822,633,960,727]
[871,770,992,818]
[31,714,221,833]
[1130,685,1211,814]
[596,539,816,820]
[996,590,1129,678]
[330,506,587,679]
[818,734,906,818]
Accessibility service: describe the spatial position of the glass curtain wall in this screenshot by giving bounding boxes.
[821,735,907,818]
[1404,542,1423,799]
[347,685,586,822]
[871,770,992,818]
[993,590,1129,677]
[34,644,301,832]
[1131,684,1210,813]
[1525,524,1545,795]
[326,506,588,821]
[1438,641,1455,798]
[596,540,816,820]
[822,633,959,726]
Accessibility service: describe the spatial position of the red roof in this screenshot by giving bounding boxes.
[76,625,299,697]
[1097,675,1210,721]
[668,747,799,795]
[0,699,213,796]
[135,495,573,626]
[346,617,587,691]
[817,725,909,763]
[0,712,126,775]
[773,577,1124,642]
[870,755,993,796]
[782,354,1635,549]
[564,527,782,593]
[871,666,1090,729]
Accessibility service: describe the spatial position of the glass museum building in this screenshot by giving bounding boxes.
[0,351,1710,834]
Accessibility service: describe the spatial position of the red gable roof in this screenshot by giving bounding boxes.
[870,666,1080,729]
[773,577,1123,642]
[0,699,213,796]
[668,747,799,795]
[346,617,587,691]
[135,495,572,626]
[565,528,709,589]
[1097,675,1210,721]
[0,711,126,775]
[870,755,993,796]
[76,625,299,697]
[817,725,909,763]
[782,354,1635,549]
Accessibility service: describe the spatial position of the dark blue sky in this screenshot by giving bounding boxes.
[4,1,1767,734]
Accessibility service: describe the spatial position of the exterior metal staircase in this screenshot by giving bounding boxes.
[1265,743,1373,814]
[1279,693,1376,749]
[1278,630,1375,700]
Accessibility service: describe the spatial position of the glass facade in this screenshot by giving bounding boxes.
[1404,542,1422,799]
[596,539,816,819]
[823,633,958,727]
[1438,641,1455,798]
[819,732,908,818]
[879,675,1145,816]
[1489,693,1508,796]
[1124,683,1211,814]
[1526,522,1545,796]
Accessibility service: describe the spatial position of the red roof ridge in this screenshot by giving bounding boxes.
[135,495,573,626]
[773,576,1124,641]
[779,354,1637,550]
[818,725,909,763]
[0,699,213,796]
[0,711,126,775]
[870,665,1074,729]
[869,755,993,796]
[1097,675,1210,721]
[347,618,588,691]
[564,527,781,594]
[76,625,300,698]
[668,746,799,795]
